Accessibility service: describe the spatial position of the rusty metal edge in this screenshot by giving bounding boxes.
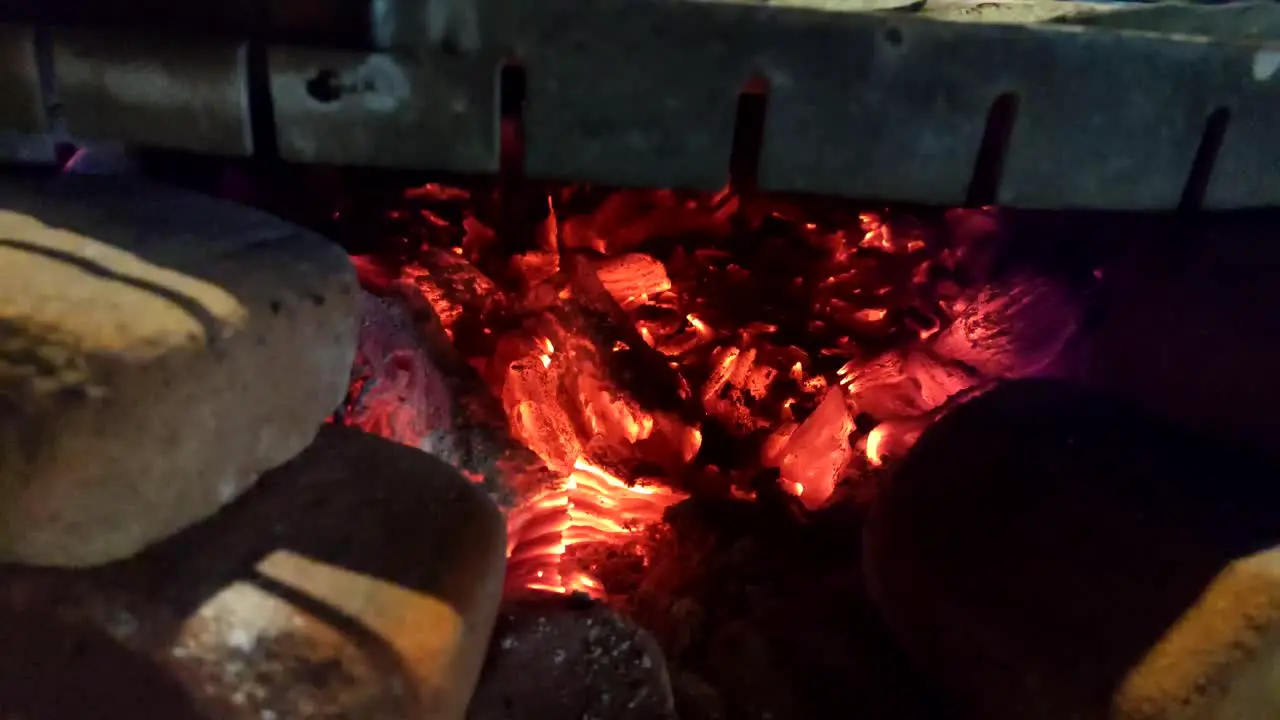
[268,0,1280,209]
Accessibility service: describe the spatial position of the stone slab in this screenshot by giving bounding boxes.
[0,174,358,565]
[467,595,677,720]
[0,425,507,720]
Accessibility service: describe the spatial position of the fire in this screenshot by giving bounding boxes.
[537,337,554,368]
[506,458,684,596]
[865,426,887,467]
[340,181,1091,599]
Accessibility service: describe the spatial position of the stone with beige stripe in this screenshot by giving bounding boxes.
[0,174,358,565]
[0,425,507,720]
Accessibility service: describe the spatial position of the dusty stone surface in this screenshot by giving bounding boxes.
[0,425,507,720]
[864,379,1280,720]
[0,174,359,566]
[467,595,677,720]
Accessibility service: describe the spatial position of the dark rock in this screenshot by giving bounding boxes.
[864,379,1280,720]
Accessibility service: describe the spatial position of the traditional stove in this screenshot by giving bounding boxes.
[3,2,1280,720]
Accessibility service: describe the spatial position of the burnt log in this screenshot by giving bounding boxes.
[864,379,1280,720]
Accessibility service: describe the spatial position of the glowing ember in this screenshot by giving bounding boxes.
[338,181,1090,598]
[778,386,855,510]
[507,458,684,596]
[865,426,887,467]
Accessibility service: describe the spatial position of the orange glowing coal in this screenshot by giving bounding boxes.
[865,425,887,467]
[506,458,684,596]
[343,181,1087,598]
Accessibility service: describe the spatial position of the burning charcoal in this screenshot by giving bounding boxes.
[510,249,561,289]
[402,246,506,335]
[928,275,1080,380]
[349,253,401,294]
[650,312,716,357]
[357,270,563,511]
[565,253,694,418]
[559,189,729,255]
[903,349,981,410]
[841,351,931,420]
[778,387,855,510]
[592,252,673,308]
[503,460,685,598]
[861,415,931,468]
[489,318,688,594]
[844,305,894,337]
[531,313,694,476]
[760,422,799,469]
[461,213,498,255]
[404,182,471,203]
[701,345,777,435]
[341,292,455,459]
[499,335,585,475]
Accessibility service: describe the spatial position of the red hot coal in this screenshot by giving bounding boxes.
[331,181,1095,600]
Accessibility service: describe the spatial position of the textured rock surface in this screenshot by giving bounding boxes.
[864,379,1280,720]
[468,595,677,720]
[0,174,358,565]
[0,425,507,720]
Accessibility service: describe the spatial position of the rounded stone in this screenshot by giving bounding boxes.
[864,379,1280,720]
[0,174,359,565]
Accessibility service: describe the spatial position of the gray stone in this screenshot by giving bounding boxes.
[467,596,677,720]
[864,379,1280,720]
[0,174,358,565]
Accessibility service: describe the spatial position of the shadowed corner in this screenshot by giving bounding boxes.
[0,605,210,720]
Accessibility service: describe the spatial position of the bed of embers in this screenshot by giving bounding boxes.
[259,172,1106,718]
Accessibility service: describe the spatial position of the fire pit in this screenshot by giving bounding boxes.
[5,1,1280,718]
[309,160,1099,715]
[132,152,1280,720]
[5,140,1280,720]
[331,176,1086,571]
